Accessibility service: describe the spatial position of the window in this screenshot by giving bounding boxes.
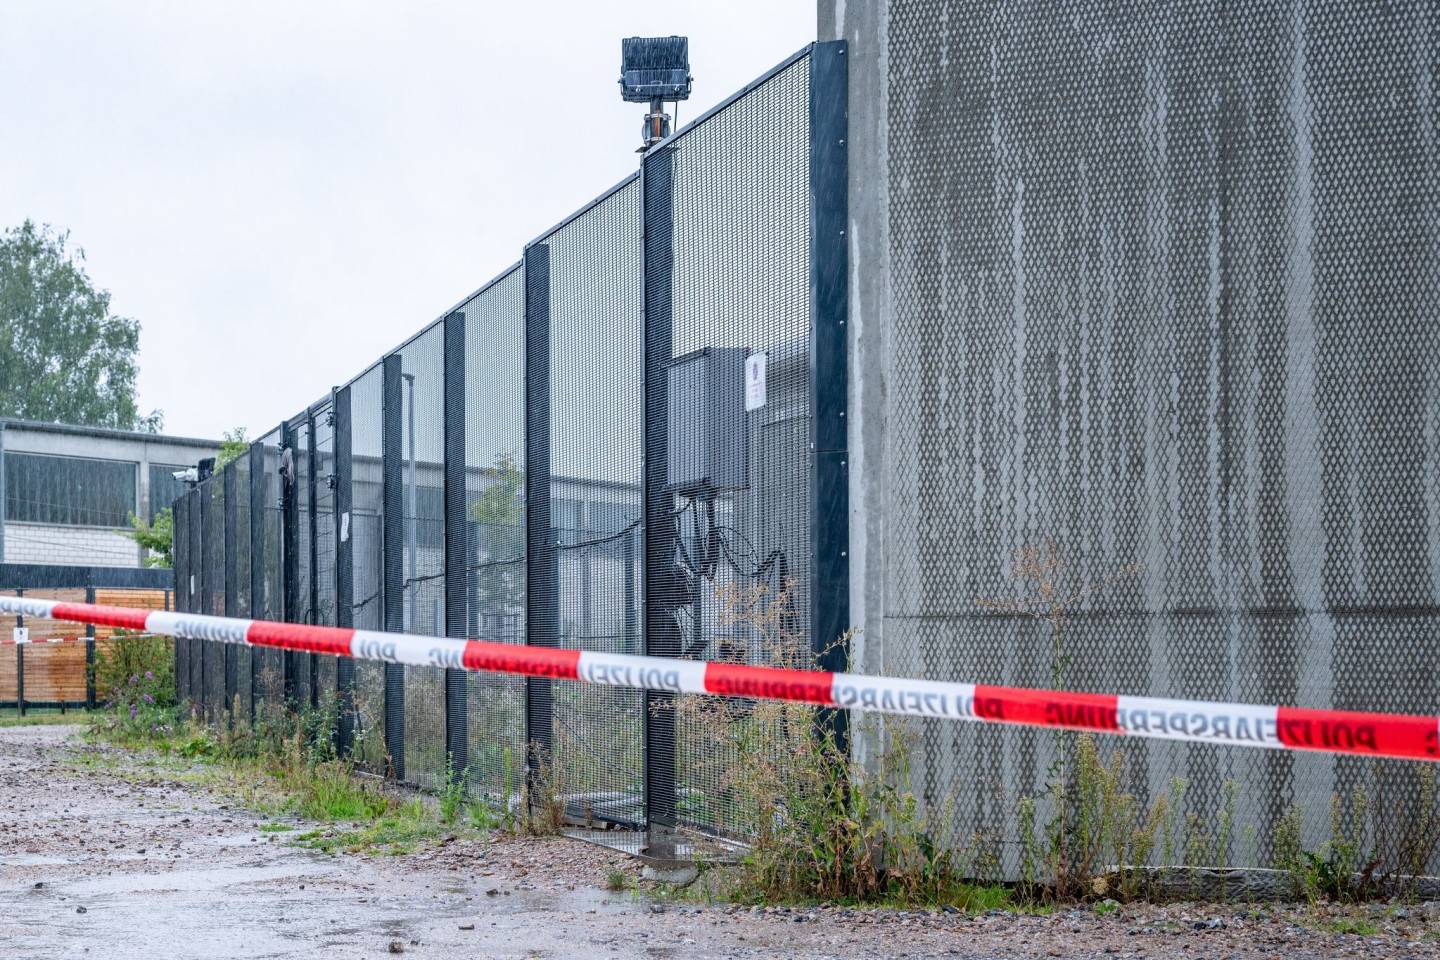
[4,452,137,527]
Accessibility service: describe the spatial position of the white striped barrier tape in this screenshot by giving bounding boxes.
[1,595,1435,763]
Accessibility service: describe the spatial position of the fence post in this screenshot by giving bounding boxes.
[382,354,406,781]
[85,585,96,710]
[224,462,239,724]
[333,386,356,756]
[249,440,265,720]
[188,488,202,709]
[281,420,299,709]
[443,310,469,784]
[641,144,680,848]
[307,408,321,712]
[14,589,23,717]
[523,242,556,802]
[809,39,852,751]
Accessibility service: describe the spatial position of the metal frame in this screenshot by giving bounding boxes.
[334,385,356,755]
[443,310,469,781]
[641,141,680,839]
[223,460,239,719]
[280,420,299,707]
[249,440,266,719]
[381,354,406,781]
[809,40,851,747]
[523,242,556,785]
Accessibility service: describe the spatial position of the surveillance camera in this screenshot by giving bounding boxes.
[173,467,199,484]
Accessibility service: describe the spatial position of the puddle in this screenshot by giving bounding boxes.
[63,862,340,896]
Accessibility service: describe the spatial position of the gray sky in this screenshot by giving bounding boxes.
[0,1,813,440]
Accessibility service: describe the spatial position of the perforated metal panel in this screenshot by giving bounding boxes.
[882,0,1440,872]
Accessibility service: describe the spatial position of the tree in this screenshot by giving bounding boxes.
[128,507,174,569]
[216,427,249,469]
[0,220,162,430]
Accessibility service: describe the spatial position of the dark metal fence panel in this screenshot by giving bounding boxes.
[172,488,191,703]
[225,459,253,725]
[400,323,448,789]
[442,311,467,779]
[312,402,338,717]
[334,385,356,756]
[289,416,313,706]
[255,430,286,713]
[644,54,815,837]
[382,355,406,780]
[201,478,225,722]
[539,178,646,827]
[461,267,527,804]
[187,487,203,707]
[349,365,389,771]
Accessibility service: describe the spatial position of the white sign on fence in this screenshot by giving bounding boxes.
[12,627,29,645]
[745,351,767,412]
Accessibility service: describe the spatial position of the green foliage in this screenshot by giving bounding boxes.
[216,427,249,470]
[127,506,174,568]
[0,220,161,430]
[439,754,466,824]
[681,582,1003,909]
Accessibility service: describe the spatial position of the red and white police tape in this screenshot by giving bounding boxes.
[3,594,1436,763]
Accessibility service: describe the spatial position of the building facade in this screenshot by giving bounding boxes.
[0,419,219,568]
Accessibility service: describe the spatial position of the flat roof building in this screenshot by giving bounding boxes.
[0,419,220,568]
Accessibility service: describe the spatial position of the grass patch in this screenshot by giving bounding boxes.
[259,823,294,833]
[1327,917,1380,936]
[293,799,442,855]
[0,711,87,727]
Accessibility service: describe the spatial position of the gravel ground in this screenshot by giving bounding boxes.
[2,723,1438,959]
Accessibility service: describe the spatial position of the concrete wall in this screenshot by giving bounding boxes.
[826,0,1440,875]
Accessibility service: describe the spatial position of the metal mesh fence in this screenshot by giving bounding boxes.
[201,478,224,722]
[172,488,192,702]
[254,431,286,712]
[313,402,338,718]
[542,178,646,826]
[461,268,526,803]
[399,323,448,790]
[228,458,252,725]
[649,57,813,836]
[168,45,857,849]
[349,365,389,772]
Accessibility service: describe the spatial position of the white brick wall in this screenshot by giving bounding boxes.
[2,522,140,567]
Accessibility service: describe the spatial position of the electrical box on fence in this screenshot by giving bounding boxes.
[666,346,749,497]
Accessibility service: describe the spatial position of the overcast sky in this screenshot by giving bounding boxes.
[1,1,813,440]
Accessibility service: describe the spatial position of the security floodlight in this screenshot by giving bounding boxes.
[620,36,692,102]
[620,36,691,150]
